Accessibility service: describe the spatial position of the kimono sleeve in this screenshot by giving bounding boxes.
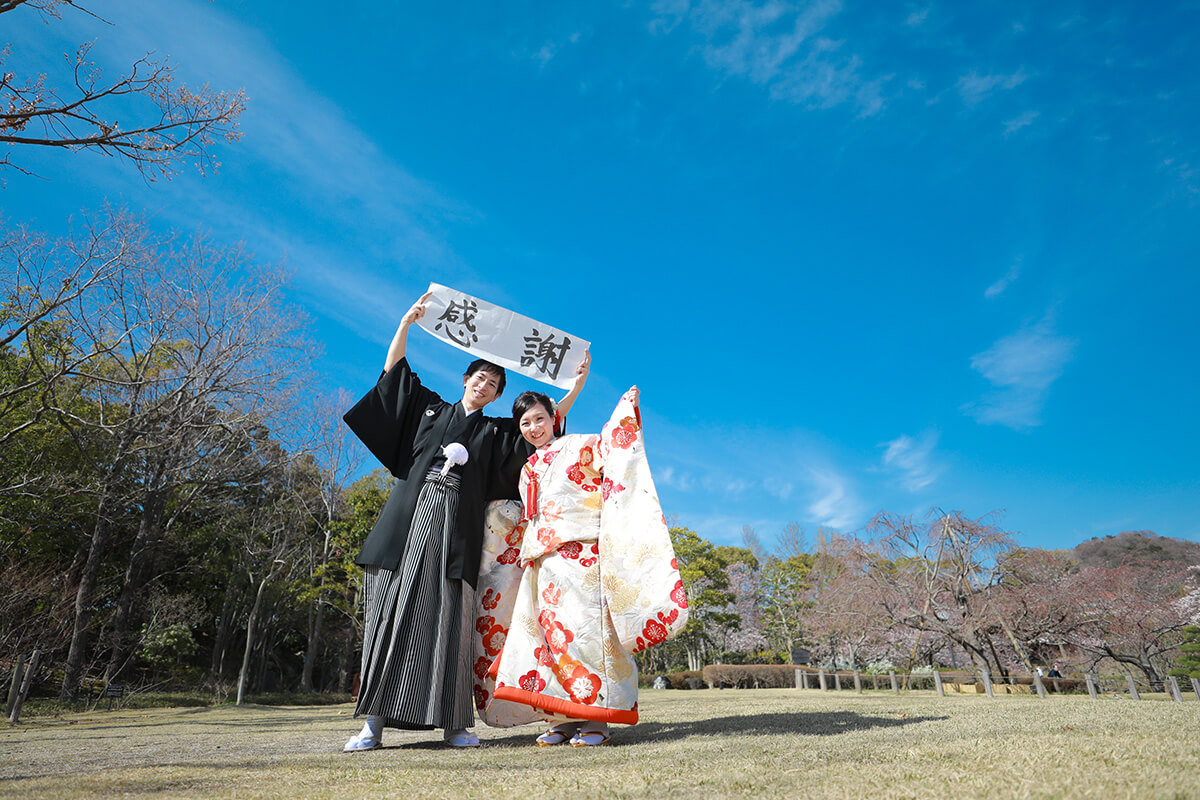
[597,388,689,653]
[342,357,436,475]
[486,417,533,503]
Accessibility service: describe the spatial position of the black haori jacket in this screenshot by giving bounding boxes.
[344,357,530,588]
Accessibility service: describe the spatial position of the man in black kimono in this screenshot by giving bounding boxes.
[342,290,587,750]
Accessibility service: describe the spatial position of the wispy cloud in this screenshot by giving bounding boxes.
[46,0,468,338]
[904,8,929,27]
[985,258,1022,298]
[1003,110,1039,135]
[530,31,582,67]
[649,0,887,116]
[957,69,1029,105]
[805,468,862,529]
[964,315,1075,430]
[880,430,940,491]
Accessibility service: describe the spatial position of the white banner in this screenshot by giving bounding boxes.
[417,282,590,390]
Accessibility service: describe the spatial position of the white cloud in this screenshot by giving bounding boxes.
[957,69,1029,105]
[764,477,795,500]
[650,0,887,116]
[880,431,940,491]
[904,8,929,27]
[964,315,1076,430]
[804,468,862,529]
[1003,110,1040,135]
[985,259,1022,298]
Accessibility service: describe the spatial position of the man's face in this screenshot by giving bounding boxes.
[462,369,501,409]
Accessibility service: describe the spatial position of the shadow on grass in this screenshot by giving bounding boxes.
[392,710,949,750]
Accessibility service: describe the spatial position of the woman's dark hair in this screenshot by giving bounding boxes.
[464,359,506,396]
[512,390,553,422]
[512,390,562,435]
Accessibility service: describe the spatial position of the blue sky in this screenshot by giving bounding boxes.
[5,1,1199,551]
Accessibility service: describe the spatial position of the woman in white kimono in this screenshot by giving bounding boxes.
[471,382,688,746]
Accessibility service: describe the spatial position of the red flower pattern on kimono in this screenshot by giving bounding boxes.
[557,541,582,560]
[565,665,601,705]
[534,646,556,667]
[482,624,507,656]
[538,610,575,655]
[634,611,679,652]
[541,583,561,606]
[565,463,587,486]
[601,478,626,501]
[497,547,520,565]
[542,449,556,465]
[474,686,489,711]
[670,580,688,609]
[505,521,525,546]
[473,656,491,681]
[475,614,495,635]
[536,526,561,551]
[610,415,640,449]
[481,589,500,610]
[519,670,547,692]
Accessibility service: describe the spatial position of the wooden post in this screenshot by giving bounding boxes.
[853,670,863,694]
[1051,678,1061,694]
[981,671,994,698]
[933,670,945,697]
[1190,677,1200,702]
[1125,674,1141,701]
[8,649,40,724]
[795,669,804,689]
[889,671,899,694]
[872,673,880,690]
[834,671,842,690]
[818,669,827,691]
[1033,672,1046,699]
[5,654,25,718]
[1166,676,1184,703]
[1085,673,1098,700]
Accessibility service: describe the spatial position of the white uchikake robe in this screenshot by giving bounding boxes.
[471,389,688,726]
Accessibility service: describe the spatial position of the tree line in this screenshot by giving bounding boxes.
[652,518,1200,690]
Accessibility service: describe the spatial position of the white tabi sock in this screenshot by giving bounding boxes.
[360,715,383,741]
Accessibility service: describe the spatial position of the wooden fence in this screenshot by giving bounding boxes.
[792,666,1200,703]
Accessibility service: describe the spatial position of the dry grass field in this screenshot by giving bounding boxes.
[2,688,1198,799]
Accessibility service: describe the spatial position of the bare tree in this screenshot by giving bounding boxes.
[0,212,149,457]
[234,482,306,706]
[1065,562,1193,690]
[1,1,244,178]
[296,390,361,693]
[868,509,1020,677]
[44,214,314,698]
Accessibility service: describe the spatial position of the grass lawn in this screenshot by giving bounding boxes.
[2,688,1198,799]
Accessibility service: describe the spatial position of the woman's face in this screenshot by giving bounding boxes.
[519,403,555,448]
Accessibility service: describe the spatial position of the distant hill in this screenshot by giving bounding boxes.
[1072,531,1200,569]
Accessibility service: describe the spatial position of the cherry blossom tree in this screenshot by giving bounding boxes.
[1,1,244,178]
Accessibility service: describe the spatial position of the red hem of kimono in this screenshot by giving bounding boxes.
[492,685,639,725]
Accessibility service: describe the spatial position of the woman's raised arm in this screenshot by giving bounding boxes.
[555,350,590,419]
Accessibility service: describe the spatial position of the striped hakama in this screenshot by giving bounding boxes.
[355,469,477,730]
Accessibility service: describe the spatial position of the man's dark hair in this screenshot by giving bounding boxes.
[464,359,506,396]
